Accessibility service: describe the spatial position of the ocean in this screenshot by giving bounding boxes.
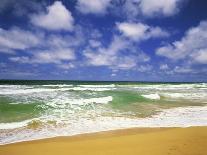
[0,80,207,144]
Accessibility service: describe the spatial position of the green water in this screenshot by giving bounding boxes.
[0,80,206,123]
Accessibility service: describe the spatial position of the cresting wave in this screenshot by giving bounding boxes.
[0,82,207,145]
[47,96,113,108]
[141,94,161,100]
[141,92,207,101]
[0,85,116,95]
[0,106,207,145]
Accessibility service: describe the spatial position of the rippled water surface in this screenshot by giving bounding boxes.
[0,81,207,144]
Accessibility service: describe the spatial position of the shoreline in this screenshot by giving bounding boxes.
[0,127,173,146]
[0,127,207,155]
[1,105,207,145]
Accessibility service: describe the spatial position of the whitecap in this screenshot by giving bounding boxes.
[141,93,160,100]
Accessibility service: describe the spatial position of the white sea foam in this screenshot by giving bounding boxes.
[141,94,160,100]
[0,85,114,95]
[0,119,34,130]
[160,92,207,101]
[78,96,113,104]
[1,83,207,144]
[79,84,115,88]
[47,96,113,108]
[72,87,115,91]
[129,83,207,91]
[1,106,207,145]
[0,88,70,95]
[42,84,73,87]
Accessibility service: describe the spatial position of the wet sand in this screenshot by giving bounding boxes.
[0,127,207,155]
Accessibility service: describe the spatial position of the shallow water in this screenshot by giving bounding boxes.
[0,81,207,144]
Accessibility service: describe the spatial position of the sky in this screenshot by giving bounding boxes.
[0,0,207,82]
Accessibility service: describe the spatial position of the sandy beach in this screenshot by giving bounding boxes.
[0,127,207,155]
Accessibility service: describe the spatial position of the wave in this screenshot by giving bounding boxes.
[141,94,160,100]
[71,87,115,91]
[140,92,207,102]
[1,106,207,144]
[47,96,113,108]
[160,92,207,101]
[78,84,115,88]
[0,119,34,130]
[128,83,207,91]
[0,86,115,95]
[42,84,73,87]
[0,88,70,95]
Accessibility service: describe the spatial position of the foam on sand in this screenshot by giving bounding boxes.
[1,106,207,144]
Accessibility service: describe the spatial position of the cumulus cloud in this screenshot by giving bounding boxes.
[139,0,181,17]
[156,20,207,64]
[125,0,141,16]
[117,22,169,41]
[0,25,84,54]
[34,48,75,63]
[2,24,84,70]
[57,63,75,70]
[84,36,150,70]
[76,0,111,14]
[160,64,169,70]
[173,66,195,74]
[191,49,207,64]
[89,40,101,48]
[76,0,183,18]
[30,1,74,31]
[137,64,152,72]
[84,36,128,67]
[46,27,85,48]
[0,27,43,54]
[9,48,75,64]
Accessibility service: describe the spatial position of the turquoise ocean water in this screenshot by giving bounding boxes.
[0,80,207,144]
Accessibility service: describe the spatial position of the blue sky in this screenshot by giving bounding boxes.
[0,0,207,81]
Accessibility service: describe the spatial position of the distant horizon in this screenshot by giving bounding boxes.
[0,79,206,83]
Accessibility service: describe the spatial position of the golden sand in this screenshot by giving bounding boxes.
[0,127,207,155]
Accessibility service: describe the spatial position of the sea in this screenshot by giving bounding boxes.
[0,80,207,144]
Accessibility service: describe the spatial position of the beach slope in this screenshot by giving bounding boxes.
[0,127,207,155]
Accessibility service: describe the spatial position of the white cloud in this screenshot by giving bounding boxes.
[9,56,30,63]
[34,48,75,63]
[76,0,183,18]
[1,24,86,74]
[4,26,84,68]
[148,27,170,38]
[173,66,195,74]
[57,63,75,70]
[117,22,149,40]
[89,39,101,48]
[0,26,78,55]
[10,48,75,64]
[84,35,150,70]
[160,64,169,70]
[156,20,207,64]
[121,0,140,19]
[139,0,180,17]
[31,1,74,31]
[137,64,152,72]
[111,73,116,77]
[191,49,207,64]
[76,0,111,14]
[117,22,169,41]
[46,28,85,48]
[0,27,43,53]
